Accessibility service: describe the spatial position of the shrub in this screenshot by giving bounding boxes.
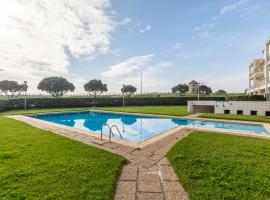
[226,95,265,101]
[0,99,8,111]
[3,96,225,111]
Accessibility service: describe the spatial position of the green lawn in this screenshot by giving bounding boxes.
[167,131,270,200]
[97,106,190,116]
[200,113,270,123]
[1,106,190,117]
[0,116,126,199]
[0,107,91,116]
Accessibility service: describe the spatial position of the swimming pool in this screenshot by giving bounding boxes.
[34,111,269,142]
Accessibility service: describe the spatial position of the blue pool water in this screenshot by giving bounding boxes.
[34,111,269,142]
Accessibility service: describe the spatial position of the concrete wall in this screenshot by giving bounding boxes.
[188,100,270,116]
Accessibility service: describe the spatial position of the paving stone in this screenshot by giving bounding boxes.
[115,193,136,200]
[131,149,153,158]
[160,165,178,181]
[139,165,158,172]
[162,181,183,192]
[159,158,170,166]
[117,145,135,154]
[131,157,156,168]
[103,142,120,149]
[91,139,109,145]
[164,191,188,200]
[122,163,138,172]
[148,154,162,162]
[137,181,162,193]
[138,171,160,181]
[115,181,136,194]
[119,171,137,181]
[137,192,164,200]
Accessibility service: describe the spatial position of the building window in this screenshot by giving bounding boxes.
[250,111,257,115]
[265,111,270,116]
[237,110,243,115]
[224,110,230,114]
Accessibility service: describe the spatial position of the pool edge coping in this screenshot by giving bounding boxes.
[5,110,270,148]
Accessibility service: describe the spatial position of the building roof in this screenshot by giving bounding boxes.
[189,80,199,84]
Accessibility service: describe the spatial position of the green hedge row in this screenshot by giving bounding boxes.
[4,96,225,110]
[0,95,265,111]
[226,95,265,101]
[0,100,8,112]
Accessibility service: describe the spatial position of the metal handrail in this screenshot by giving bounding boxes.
[101,124,110,141]
[110,125,123,139]
[101,124,123,142]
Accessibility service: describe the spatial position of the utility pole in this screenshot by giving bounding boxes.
[122,84,125,107]
[140,70,143,95]
[197,82,204,101]
[24,81,27,110]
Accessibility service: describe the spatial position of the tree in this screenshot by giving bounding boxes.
[37,77,75,97]
[121,85,137,97]
[84,79,107,98]
[199,85,212,94]
[0,80,27,98]
[215,90,227,95]
[171,84,188,95]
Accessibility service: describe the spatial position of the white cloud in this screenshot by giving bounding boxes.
[173,43,183,50]
[219,0,248,15]
[119,17,132,26]
[102,55,173,92]
[0,0,116,92]
[102,54,154,78]
[139,25,152,33]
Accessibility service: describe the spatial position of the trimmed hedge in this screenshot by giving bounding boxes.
[0,95,265,112]
[3,96,225,111]
[226,95,265,101]
[0,100,8,112]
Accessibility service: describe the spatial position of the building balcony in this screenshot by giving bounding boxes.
[249,80,266,92]
[267,55,270,66]
[249,69,264,78]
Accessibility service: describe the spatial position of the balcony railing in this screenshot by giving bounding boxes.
[249,68,264,76]
[250,80,265,89]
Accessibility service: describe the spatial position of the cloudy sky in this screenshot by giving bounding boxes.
[0,0,270,94]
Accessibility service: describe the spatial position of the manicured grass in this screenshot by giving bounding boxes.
[200,113,270,123]
[0,107,91,116]
[0,116,126,199]
[167,131,270,200]
[97,106,190,116]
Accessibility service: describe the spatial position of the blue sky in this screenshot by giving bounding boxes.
[1,0,270,93]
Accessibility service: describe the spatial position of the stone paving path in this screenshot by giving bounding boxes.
[9,115,190,200]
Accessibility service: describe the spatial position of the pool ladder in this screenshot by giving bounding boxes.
[101,124,123,142]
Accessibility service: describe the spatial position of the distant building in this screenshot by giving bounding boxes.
[188,80,199,94]
[247,37,270,95]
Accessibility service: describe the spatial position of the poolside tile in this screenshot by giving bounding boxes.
[164,191,188,200]
[137,192,164,200]
[137,181,162,193]
[138,171,160,181]
[103,142,120,149]
[159,158,170,166]
[131,149,153,158]
[122,163,138,172]
[115,193,136,200]
[130,156,156,168]
[119,164,138,181]
[160,165,178,181]
[162,181,183,192]
[115,181,136,194]
[139,165,158,172]
[148,154,163,162]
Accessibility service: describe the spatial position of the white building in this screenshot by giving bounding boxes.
[188,101,270,116]
[248,38,270,95]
